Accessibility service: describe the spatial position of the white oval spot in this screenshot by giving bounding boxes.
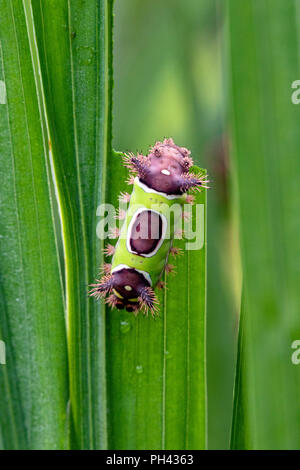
[124,285,132,291]
[161,169,170,175]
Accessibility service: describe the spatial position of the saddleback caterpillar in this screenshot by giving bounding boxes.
[90,138,208,316]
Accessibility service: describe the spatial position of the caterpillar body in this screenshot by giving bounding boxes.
[90,138,209,316]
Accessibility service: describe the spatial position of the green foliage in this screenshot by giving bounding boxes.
[114,0,236,449]
[106,157,207,450]
[0,0,208,450]
[0,0,68,450]
[228,0,300,449]
[30,0,113,449]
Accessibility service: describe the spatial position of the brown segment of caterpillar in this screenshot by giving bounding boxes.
[123,138,208,196]
[91,267,159,316]
[150,138,193,169]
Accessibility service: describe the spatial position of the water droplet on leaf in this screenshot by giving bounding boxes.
[77,46,95,66]
[136,365,143,374]
[120,321,131,334]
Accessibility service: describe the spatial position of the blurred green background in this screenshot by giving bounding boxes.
[113,0,240,449]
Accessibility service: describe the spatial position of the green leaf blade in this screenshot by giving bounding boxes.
[0,0,68,450]
[30,0,114,449]
[228,0,300,449]
[106,157,207,450]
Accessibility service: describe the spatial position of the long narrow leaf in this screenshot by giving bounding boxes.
[0,0,68,450]
[105,156,207,450]
[31,0,113,449]
[228,0,300,449]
